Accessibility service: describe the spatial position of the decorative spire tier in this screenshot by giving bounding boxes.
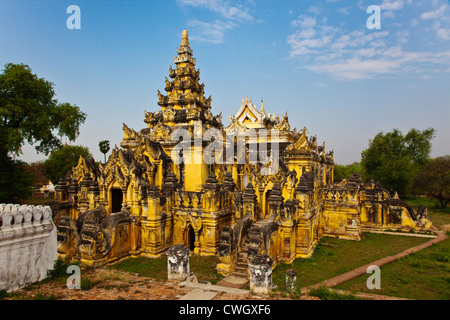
[144,30,222,130]
[157,30,211,113]
[174,30,196,65]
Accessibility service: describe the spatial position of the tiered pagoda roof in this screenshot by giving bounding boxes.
[145,30,222,129]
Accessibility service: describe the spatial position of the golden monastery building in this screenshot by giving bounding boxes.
[53,31,432,273]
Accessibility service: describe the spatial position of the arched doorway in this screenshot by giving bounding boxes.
[111,188,123,213]
[185,224,195,252]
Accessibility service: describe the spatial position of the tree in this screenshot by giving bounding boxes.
[44,145,92,185]
[0,63,87,156]
[0,63,87,202]
[0,156,34,203]
[99,140,110,164]
[361,128,434,196]
[411,156,450,209]
[334,162,362,182]
[24,161,50,188]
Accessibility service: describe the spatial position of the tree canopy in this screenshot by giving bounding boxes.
[0,62,87,202]
[0,63,87,156]
[44,145,92,185]
[0,156,34,203]
[99,140,110,164]
[411,156,450,209]
[360,128,435,196]
[333,162,362,182]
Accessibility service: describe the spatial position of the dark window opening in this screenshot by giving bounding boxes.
[111,188,123,213]
[187,225,195,251]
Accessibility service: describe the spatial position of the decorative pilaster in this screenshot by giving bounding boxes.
[202,172,220,212]
[142,185,169,256]
[243,183,257,220]
[146,185,161,218]
[55,178,68,201]
[268,183,284,218]
[88,181,100,210]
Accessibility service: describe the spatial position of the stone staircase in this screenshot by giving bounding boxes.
[231,235,250,278]
[230,219,268,279]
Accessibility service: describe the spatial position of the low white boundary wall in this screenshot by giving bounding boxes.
[0,204,57,292]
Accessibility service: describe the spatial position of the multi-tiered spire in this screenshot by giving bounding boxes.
[144,30,222,130]
[157,30,211,113]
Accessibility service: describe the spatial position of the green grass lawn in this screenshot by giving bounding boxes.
[272,233,430,290]
[335,238,450,300]
[108,254,224,284]
[108,256,168,280]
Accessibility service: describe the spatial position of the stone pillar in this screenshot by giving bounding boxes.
[202,172,220,212]
[268,183,284,218]
[146,185,161,218]
[143,185,167,256]
[166,244,190,281]
[79,173,93,213]
[217,226,235,275]
[162,170,178,212]
[54,177,68,201]
[285,269,298,293]
[121,185,128,210]
[67,178,79,218]
[249,254,274,295]
[243,183,257,220]
[88,181,100,210]
[222,171,236,192]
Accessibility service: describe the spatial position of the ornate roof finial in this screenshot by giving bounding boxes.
[175,30,196,65]
[181,30,189,45]
[260,98,266,115]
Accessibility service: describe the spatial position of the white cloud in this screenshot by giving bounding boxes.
[291,16,316,28]
[379,0,410,20]
[420,4,448,20]
[396,30,410,44]
[177,0,253,21]
[177,0,254,44]
[433,22,450,40]
[337,7,350,15]
[187,20,235,44]
[287,11,450,80]
[356,47,378,58]
[382,10,396,19]
[308,57,399,80]
[308,6,321,15]
[379,0,404,11]
[288,17,337,58]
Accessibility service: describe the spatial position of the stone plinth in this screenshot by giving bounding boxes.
[249,254,274,295]
[166,244,190,281]
[285,269,298,293]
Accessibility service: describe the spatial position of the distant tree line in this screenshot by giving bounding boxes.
[334,128,449,208]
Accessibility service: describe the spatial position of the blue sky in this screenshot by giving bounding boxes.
[1,0,449,165]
